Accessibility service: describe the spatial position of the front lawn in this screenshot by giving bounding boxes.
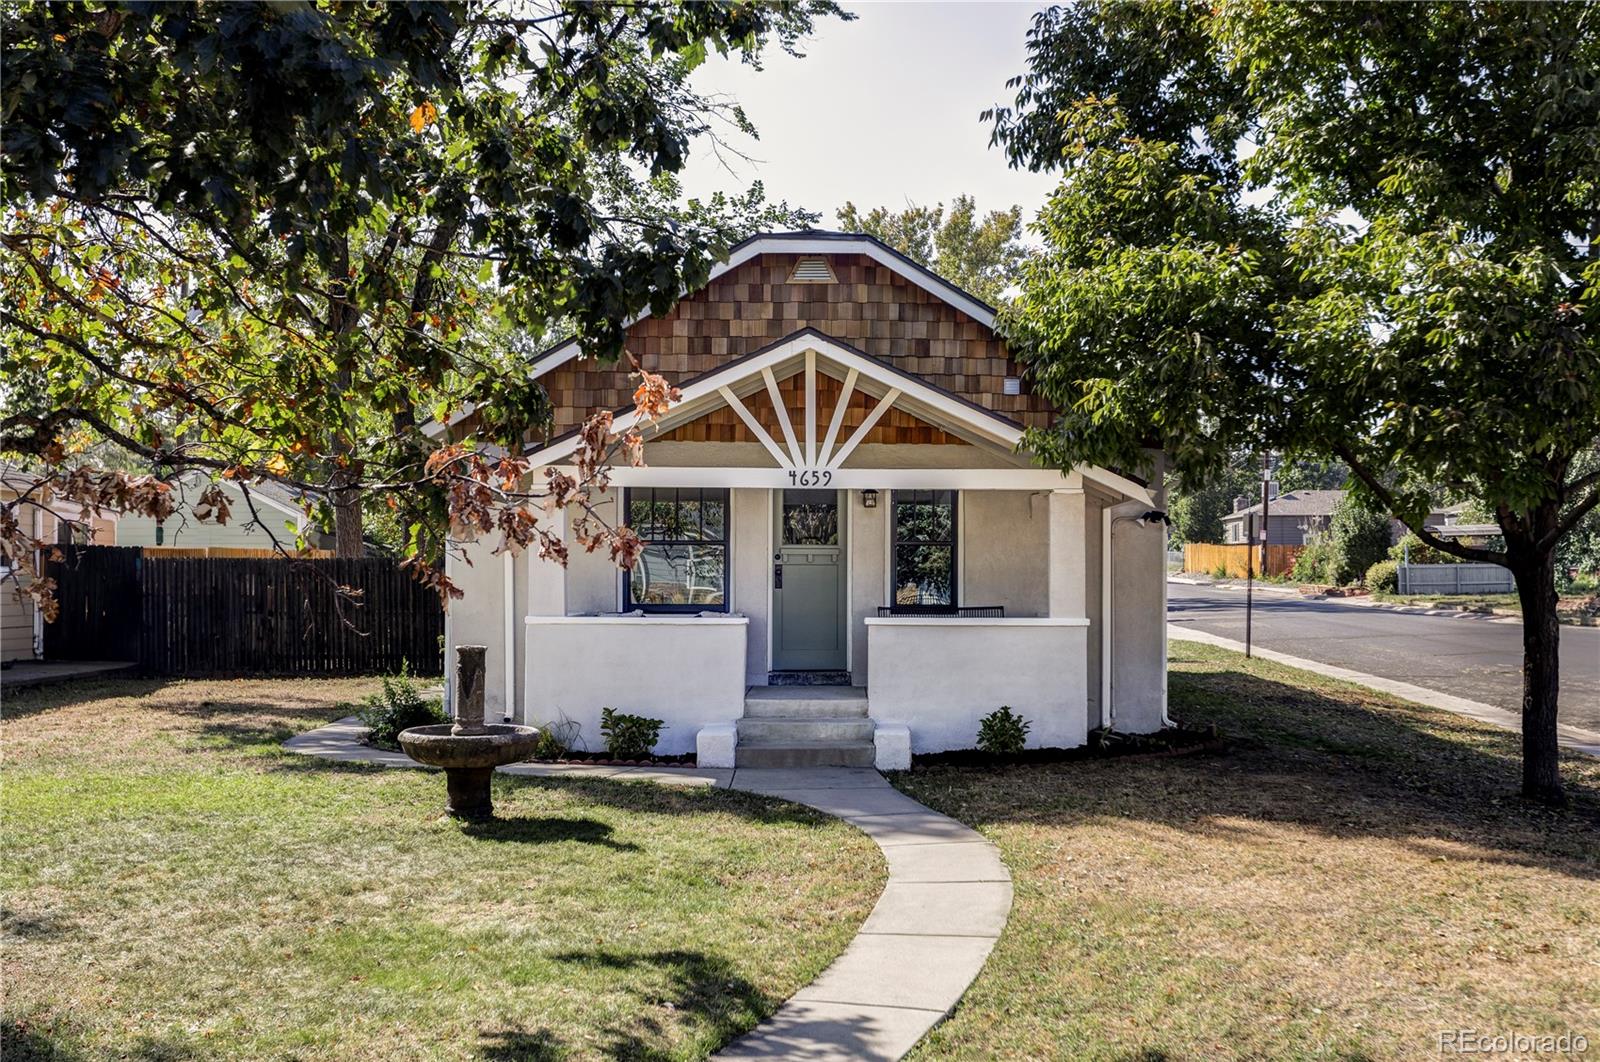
[1,678,883,1060]
[896,643,1600,1061]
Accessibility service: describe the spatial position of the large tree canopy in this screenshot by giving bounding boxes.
[993,1,1600,802]
[1,1,840,594]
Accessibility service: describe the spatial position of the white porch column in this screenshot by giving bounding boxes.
[526,504,568,617]
[522,505,567,725]
[1047,487,1087,617]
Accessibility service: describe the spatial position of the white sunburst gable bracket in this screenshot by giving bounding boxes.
[823,387,902,470]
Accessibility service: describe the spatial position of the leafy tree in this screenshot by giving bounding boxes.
[1325,494,1392,587]
[992,2,1600,802]
[1,2,840,599]
[836,195,1028,304]
[1275,457,1348,494]
[1165,461,1256,544]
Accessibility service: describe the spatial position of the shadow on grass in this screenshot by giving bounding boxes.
[499,775,841,830]
[0,905,74,941]
[1,1020,199,1062]
[540,948,780,1061]
[265,747,839,830]
[0,678,172,721]
[190,719,311,751]
[476,1028,566,1061]
[460,814,641,851]
[903,658,1600,880]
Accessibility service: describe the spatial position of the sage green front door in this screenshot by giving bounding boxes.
[772,489,847,671]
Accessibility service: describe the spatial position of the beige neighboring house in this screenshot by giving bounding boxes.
[1,472,117,663]
[2,471,331,663]
[430,231,1171,770]
[113,472,330,551]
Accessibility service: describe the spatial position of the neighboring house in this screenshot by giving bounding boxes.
[1224,487,1463,547]
[1222,488,1346,545]
[1,471,118,663]
[115,473,333,550]
[434,231,1169,769]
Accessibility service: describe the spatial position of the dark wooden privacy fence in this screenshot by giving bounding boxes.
[44,546,443,677]
[44,545,143,662]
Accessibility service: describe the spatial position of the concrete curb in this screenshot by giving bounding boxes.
[283,721,1012,1061]
[1169,626,1600,757]
[1171,576,1596,627]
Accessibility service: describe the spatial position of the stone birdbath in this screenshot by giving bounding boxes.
[399,645,540,820]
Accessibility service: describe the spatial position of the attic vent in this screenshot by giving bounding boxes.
[1002,376,1022,396]
[789,256,836,284]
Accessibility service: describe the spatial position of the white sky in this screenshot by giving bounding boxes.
[681,2,1061,229]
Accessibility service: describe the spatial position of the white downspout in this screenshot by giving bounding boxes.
[442,549,455,713]
[1160,516,1173,727]
[1101,505,1113,731]
[502,550,515,723]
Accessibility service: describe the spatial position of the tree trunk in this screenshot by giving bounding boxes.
[1508,520,1563,804]
[333,480,363,557]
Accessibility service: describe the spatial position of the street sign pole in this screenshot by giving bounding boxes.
[1260,453,1272,579]
[1245,511,1254,658]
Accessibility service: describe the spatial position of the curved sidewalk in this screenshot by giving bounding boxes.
[284,719,1011,1062]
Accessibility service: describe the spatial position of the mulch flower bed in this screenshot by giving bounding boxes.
[533,751,698,768]
[907,724,1224,769]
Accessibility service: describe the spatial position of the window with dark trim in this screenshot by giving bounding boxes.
[891,489,957,606]
[623,488,729,612]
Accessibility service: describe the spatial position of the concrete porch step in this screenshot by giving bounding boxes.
[744,686,869,719]
[738,716,876,743]
[735,741,877,769]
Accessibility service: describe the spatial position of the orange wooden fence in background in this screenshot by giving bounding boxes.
[1183,542,1303,579]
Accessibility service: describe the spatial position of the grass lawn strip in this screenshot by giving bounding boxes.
[2,678,884,1060]
[894,642,1599,1061]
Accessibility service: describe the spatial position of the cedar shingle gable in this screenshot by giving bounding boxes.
[535,252,1052,440]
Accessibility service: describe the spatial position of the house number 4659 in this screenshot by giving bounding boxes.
[787,469,833,487]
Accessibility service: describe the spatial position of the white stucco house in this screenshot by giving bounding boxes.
[436,232,1169,769]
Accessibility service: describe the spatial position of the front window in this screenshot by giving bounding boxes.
[623,488,729,612]
[891,489,957,606]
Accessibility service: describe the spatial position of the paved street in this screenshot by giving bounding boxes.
[1168,582,1600,732]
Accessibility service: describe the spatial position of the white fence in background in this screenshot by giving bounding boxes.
[1397,562,1515,595]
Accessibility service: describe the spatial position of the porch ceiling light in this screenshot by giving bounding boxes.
[862,489,879,508]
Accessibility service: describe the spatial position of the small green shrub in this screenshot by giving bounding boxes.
[977,706,1031,756]
[600,708,664,760]
[1211,562,1230,579]
[358,662,446,750]
[1364,559,1399,594]
[1292,534,1336,584]
[533,715,582,760]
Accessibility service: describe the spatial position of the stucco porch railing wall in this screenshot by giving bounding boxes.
[524,616,748,757]
[865,617,1092,753]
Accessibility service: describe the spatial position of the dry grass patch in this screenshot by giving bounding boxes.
[2,677,883,1060]
[896,643,1599,1061]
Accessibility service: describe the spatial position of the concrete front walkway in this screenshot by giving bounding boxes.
[283,718,1011,1061]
